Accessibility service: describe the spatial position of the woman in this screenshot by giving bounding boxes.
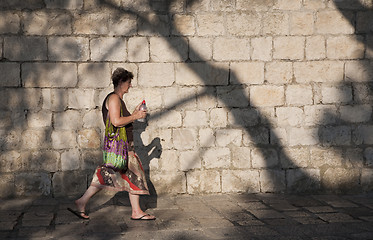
[68,68,156,221]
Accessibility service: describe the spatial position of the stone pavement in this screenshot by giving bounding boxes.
[0,192,373,240]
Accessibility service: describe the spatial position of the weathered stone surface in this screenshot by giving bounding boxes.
[184,110,208,127]
[217,86,249,107]
[172,128,198,150]
[322,168,360,193]
[274,36,305,60]
[287,168,321,192]
[172,14,195,36]
[128,37,149,62]
[252,37,272,61]
[265,61,292,84]
[45,0,83,9]
[61,149,80,171]
[196,13,225,36]
[209,108,227,128]
[187,170,220,194]
[316,11,354,34]
[180,150,201,171]
[327,36,365,59]
[216,129,242,147]
[276,107,303,127]
[289,128,319,146]
[189,37,213,61]
[23,11,72,35]
[51,130,77,149]
[15,172,51,196]
[250,86,284,107]
[139,63,174,87]
[286,85,313,106]
[4,36,47,61]
[203,147,230,169]
[0,12,20,33]
[21,150,59,172]
[0,63,20,87]
[260,169,286,192]
[231,62,264,85]
[213,37,250,61]
[52,171,87,197]
[294,61,344,83]
[50,37,89,61]
[251,148,278,169]
[321,85,353,104]
[78,63,111,88]
[150,37,188,62]
[306,36,326,60]
[77,129,101,149]
[68,89,96,109]
[0,151,22,173]
[226,12,261,36]
[222,170,260,193]
[150,172,186,194]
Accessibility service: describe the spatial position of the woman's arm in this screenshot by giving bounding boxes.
[107,94,146,127]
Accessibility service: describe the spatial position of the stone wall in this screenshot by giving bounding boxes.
[0,0,373,198]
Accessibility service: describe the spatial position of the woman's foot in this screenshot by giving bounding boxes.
[73,199,89,219]
[131,212,156,220]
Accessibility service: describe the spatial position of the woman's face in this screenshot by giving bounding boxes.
[120,79,132,93]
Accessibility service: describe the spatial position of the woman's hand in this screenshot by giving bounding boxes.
[131,102,147,120]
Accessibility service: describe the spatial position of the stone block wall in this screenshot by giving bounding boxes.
[0,0,373,197]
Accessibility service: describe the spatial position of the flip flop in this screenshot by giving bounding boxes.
[130,214,156,221]
[67,208,90,220]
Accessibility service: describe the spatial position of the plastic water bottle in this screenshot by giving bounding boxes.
[138,100,147,122]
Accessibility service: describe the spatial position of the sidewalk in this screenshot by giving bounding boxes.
[1,192,373,239]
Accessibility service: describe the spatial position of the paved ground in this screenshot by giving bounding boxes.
[0,192,373,240]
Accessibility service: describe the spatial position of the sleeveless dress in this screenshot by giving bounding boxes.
[90,93,149,195]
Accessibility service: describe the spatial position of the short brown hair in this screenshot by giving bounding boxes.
[111,68,133,88]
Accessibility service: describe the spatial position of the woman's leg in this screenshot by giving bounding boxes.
[129,193,155,220]
[75,185,101,218]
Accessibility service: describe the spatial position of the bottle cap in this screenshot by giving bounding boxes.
[142,100,146,104]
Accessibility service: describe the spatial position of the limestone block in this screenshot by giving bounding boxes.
[78,63,111,88]
[270,127,288,146]
[290,12,314,35]
[222,170,260,193]
[23,63,78,88]
[346,60,373,82]
[45,0,83,9]
[175,62,229,86]
[0,63,20,87]
[78,129,101,149]
[187,170,221,194]
[22,129,51,149]
[340,105,372,123]
[180,150,201,171]
[27,111,52,128]
[365,147,373,167]
[228,108,260,127]
[211,0,235,11]
[319,126,351,146]
[0,111,12,129]
[184,110,208,127]
[150,171,186,194]
[303,0,326,9]
[309,147,344,168]
[327,36,365,59]
[74,12,109,35]
[345,148,364,168]
[61,149,80,171]
[0,129,22,150]
[288,127,319,146]
[361,169,373,192]
[82,149,102,170]
[250,86,284,107]
[150,37,188,62]
[15,172,51,197]
[216,129,242,147]
[68,89,96,109]
[251,37,272,61]
[265,62,292,84]
[0,174,14,198]
[42,89,68,111]
[189,37,213,61]
[280,147,309,169]
[197,87,217,110]
[236,0,273,11]
[51,130,77,149]
[217,86,249,108]
[294,61,344,83]
[316,11,354,34]
[158,150,179,171]
[274,0,302,10]
[109,13,137,35]
[286,85,313,106]
[242,127,269,146]
[260,169,286,192]
[251,148,278,168]
[0,151,22,173]
[128,37,149,62]
[0,12,20,33]
[354,125,373,145]
[52,171,87,197]
[172,14,195,36]
[203,147,230,169]
[196,13,225,36]
[306,36,326,60]
[4,36,47,61]
[286,168,321,192]
[230,62,264,85]
[231,146,251,169]
[276,107,303,127]
[148,110,182,128]
[304,105,338,126]
[21,150,59,172]
[138,13,170,36]
[157,129,173,150]
[262,12,289,35]
[274,36,305,60]
[213,37,250,61]
[54,110,82,130]
[210,108,227,128]
[1,88,41,111]
[139,63,174,87]
[90,37,126,61]
[226,12,261,36]
[23,11,72,35]
[258,107,276,124]
[322,168,360,193]
[163,87,196,110]
[173,128,197,150]
[367,36,373,59]
[353,83,373,104]
[321,85,352,104]
[83,110,103,129]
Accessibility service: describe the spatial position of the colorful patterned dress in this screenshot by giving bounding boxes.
[90,93,149,195]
